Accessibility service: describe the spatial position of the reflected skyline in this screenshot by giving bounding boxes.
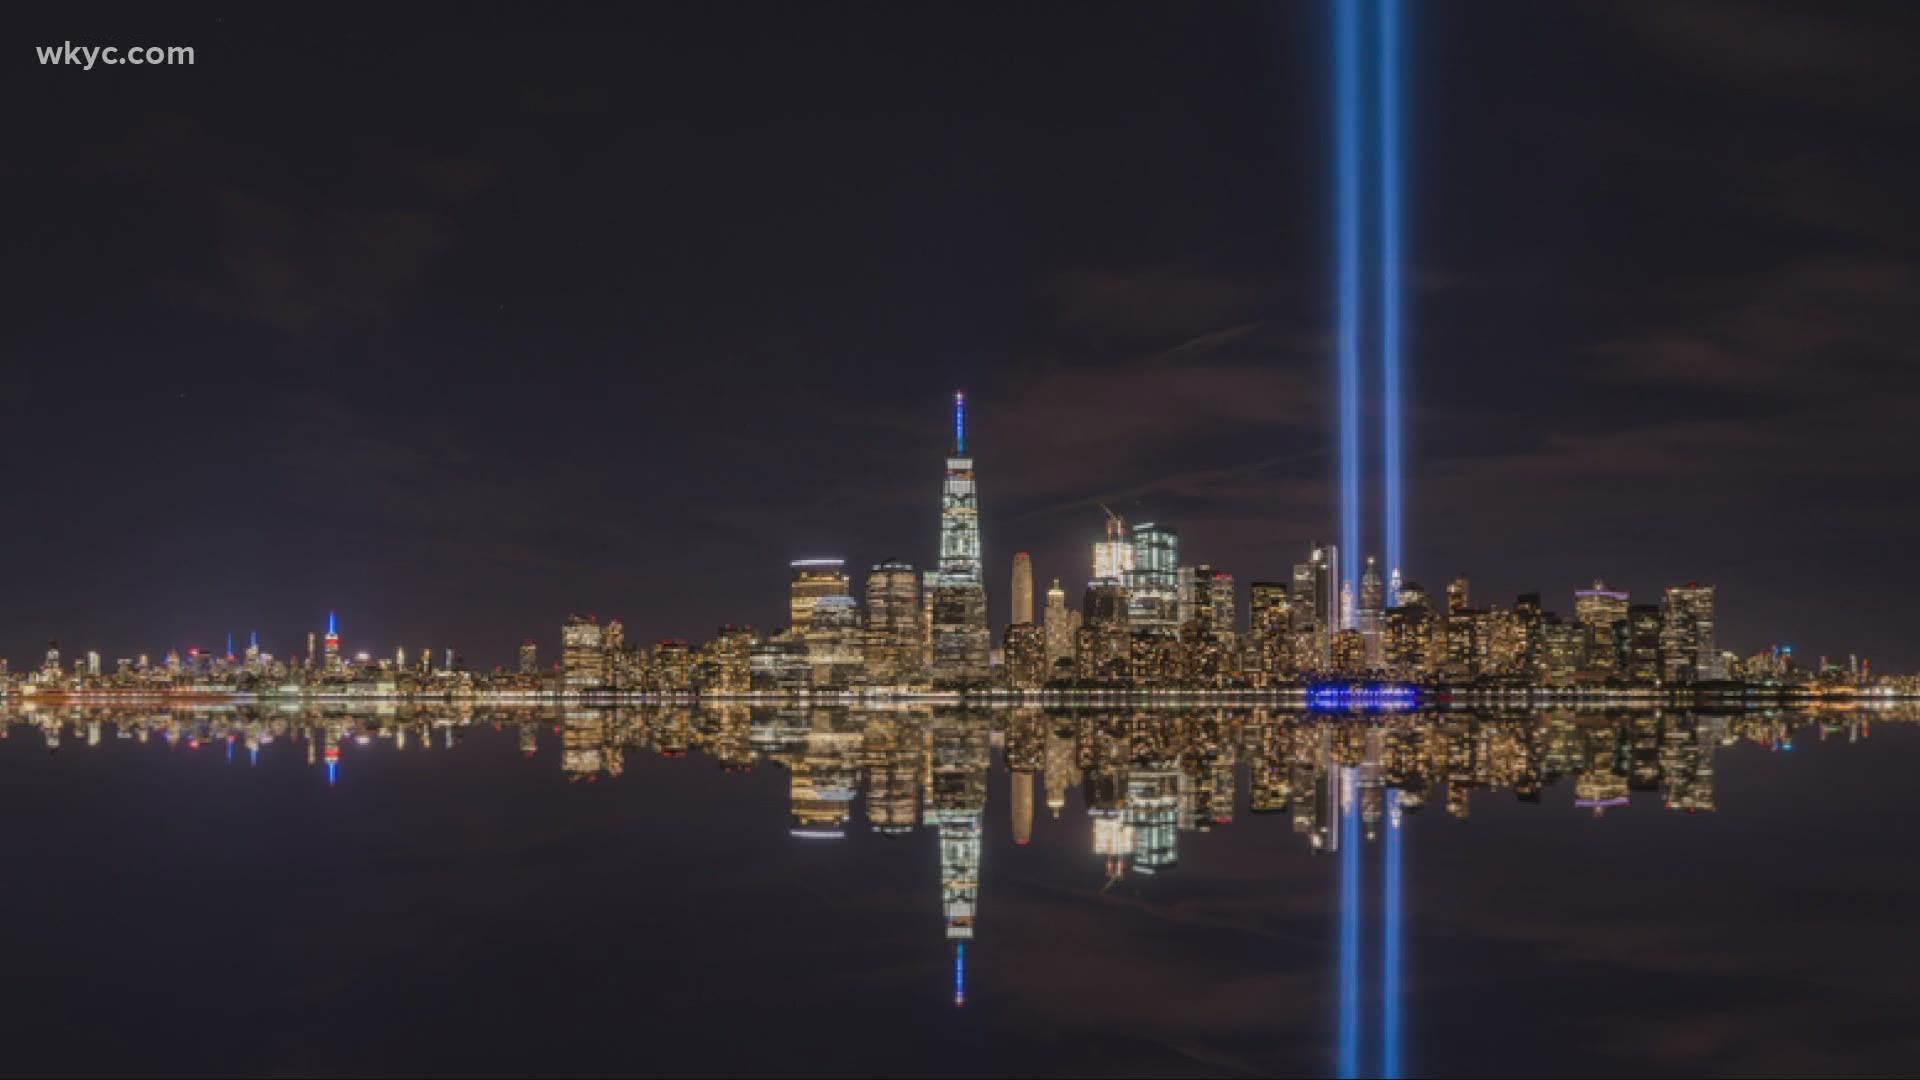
[3,701,1903,1076]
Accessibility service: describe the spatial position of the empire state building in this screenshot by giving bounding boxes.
[930,391,989,684]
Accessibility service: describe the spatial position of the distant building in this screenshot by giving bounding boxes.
[518,639,539,675]
[1010,552,1035,626]
[789,559,850,636]
[1003,623,1047,689]
[1626,603,1664,683]
[1124,523,1179,631]
[1043,578,1081,668]
[929,392,989,686]
[1662,584,1718,683]
[561,614,606,691]
[864,560,921,684]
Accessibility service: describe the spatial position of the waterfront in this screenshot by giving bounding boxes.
[3,704,1917,1076]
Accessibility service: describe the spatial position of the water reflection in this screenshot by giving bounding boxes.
[0,702,1902,1074]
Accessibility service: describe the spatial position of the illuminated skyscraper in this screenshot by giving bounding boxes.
[1010,551,1034,626]
[1446,574,1470,615]
[323,612,341,672]
[1290,544,1340,669]
[1080,580,1131,679]
[806,595,864,688]
[930,392,989,685]
[1575,580,1630,672]
[1626,603,1663,684]
[1359,556,1385,668]
[561,614,607,691]
[518,639,538,675]
[1002,623,1047,689]
[789,559,850,636]
[1124,522,1179,631]
[1092,508,1133,581]
[1661,584,1719,684]
[864,560,921,684]
[1043,578,1079,669]
[710,624,756,692]
[1249,581,1291,675]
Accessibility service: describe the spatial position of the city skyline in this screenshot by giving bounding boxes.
[0,390,1893,683]
[6,4,1920,672]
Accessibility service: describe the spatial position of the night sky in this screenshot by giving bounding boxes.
[6,3,1919,669]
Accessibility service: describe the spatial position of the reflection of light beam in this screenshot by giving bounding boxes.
[1379,0,1404,603]
[1336,0,1363,594]
[1383,787,1404,1079]
[1337,767,1361,1078]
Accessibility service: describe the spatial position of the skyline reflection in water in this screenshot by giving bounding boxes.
[2,703,1914,1077]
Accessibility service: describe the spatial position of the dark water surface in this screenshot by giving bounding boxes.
[2,705,1916,1077]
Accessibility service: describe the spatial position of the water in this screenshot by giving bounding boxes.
[3,704,1916,1077]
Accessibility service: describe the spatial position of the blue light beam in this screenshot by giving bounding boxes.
[1383,786,1405,1079]
[1336,0,1364,596]
[1379,0,1405,603]
[1337,766,1362,1078]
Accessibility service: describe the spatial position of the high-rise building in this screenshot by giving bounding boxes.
[1010,551,1034,626]
[1249,581,1291,676]
[930,392,989,685]
[561,614,606,691]
[1092,508,1134,581]
[1574,580,1630,672]
[1124,523,1179,631]
[1626,603,1663,684]
[518,639,539,675]
[1661,584,1718,684]
[806,595,865,688]
[323,611,341,672]
[1289,544,1340,669]
[1358,557,1385,668]
[1080,580,1132,679]
[864,560,921,684]
[1043,578,1080,669]
[1002,623,1047,689]
[1446,575,1471,615]
[710,624,756,693]
[789,559,851,636]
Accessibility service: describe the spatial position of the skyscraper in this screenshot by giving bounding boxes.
[789,559,851,635]
[561,614,606,691]
[864,560,921,684]
[1124,522,1179,630]
[1627,603,1663,684]
[1249,581,1291,675]
[1575,580,1630,672]
[1358,556,1384,668]
[518,639,539,675]
[1010,551,1034,626]
[323,611,341,672]
[930,392,989,685]
[1661,584,1718,684]
[1043,578,1079,669]
[1092,508,1134,581]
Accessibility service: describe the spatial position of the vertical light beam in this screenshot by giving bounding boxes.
[1337,766,1362,1078]
[1379,0,1405,604]
[1383,786,1404,1079]
[1336,0,1363,595]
